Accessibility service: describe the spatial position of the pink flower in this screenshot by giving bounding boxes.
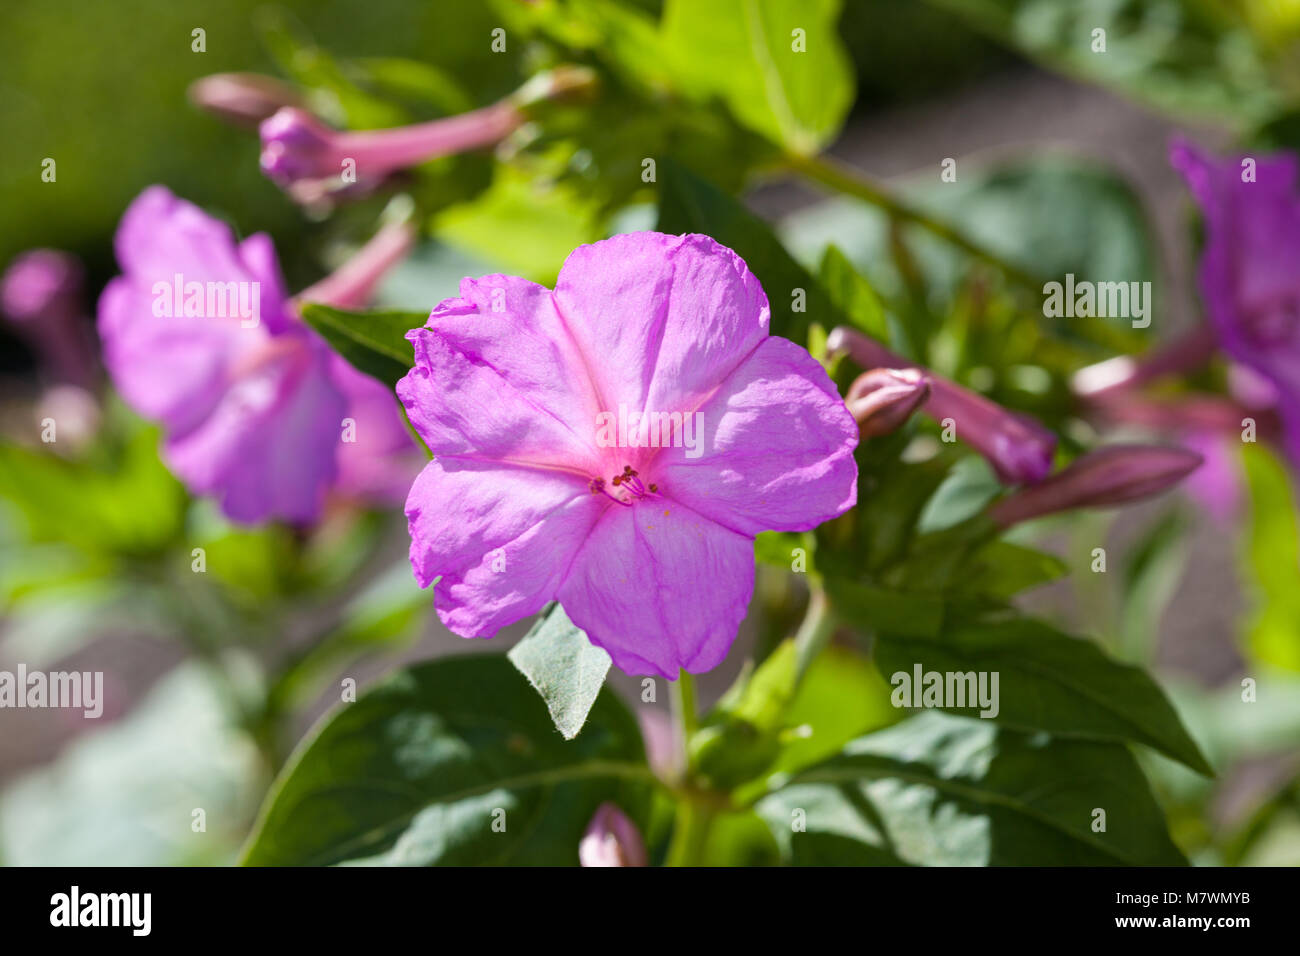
[826,326,1056,483]
[97,186,416,524]
[1,249,96,388]
[1171,138,1300,464]
[397,233,859,678]
[579,803,648,867]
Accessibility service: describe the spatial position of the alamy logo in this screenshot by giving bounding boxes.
[0,665,103,718]
[151,272,260,328]
[890,665,1000,718]
[1042,274,1151,328]
[50,886,151,936]
[595,404,705,459]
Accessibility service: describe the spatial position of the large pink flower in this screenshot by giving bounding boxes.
[98,186,414,524]
[1171,139,1300,463]
[397,232,859,677]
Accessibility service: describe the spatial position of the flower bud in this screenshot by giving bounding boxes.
[827,326,1056,483]
[846,367,930,437]
[578,803,648,867]
[189,73,305,128]
[988,444,1203,527]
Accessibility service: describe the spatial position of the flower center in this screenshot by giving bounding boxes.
[588,464,660,507]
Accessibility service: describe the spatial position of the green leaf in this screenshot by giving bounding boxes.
[299,304,424,388]
[508,604,612,740]
[953,538,1068,600]
[818,243,889,340]
[662,0,855,154]
[656,159,850,343]
[765,644,898,779]
[0,425,184,556]
[434,167,600,285]
[873,616,1213,775]
[917,455,1001,533]
[757,711,1188,865]
[241,655,649,866]
[826,580,945,639]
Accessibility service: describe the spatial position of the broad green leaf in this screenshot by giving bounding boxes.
[662,0,855,154]
[508,604,612,740]
[241,655,649,866]
[826,580,945,639]
[917,455,1001,533]
[434,167,600,284]
[873,616,1213,775]
[818,243,889,340]
[1240,442,1300,670]
[757,711,1188,865]
[0,425,184,556]
[953,538,1068,600]
[299,304,424,388]
[656,159,851,343]
[764,644,898,779]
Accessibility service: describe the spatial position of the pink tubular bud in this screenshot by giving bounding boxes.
[826,326,1056,483]
[188,73,305,129]
[846,367,930,438]
[578,803,648,867]
[988,444,1203,527]
[294,219,417,311]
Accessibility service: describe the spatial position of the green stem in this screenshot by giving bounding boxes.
[666,800,715,868]
[672,668,698,744]
[792,585,835,681]
[665,670,709,866]
[784,151,1044,295]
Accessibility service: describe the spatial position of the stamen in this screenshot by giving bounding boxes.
[589,475,632,507]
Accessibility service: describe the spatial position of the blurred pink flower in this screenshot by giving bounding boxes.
[1172,138,1300,465]
[1,249,96,388]
[98,186,417,524]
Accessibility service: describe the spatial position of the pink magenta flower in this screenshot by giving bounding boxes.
[1171,138,1300,463]
[826,326,1056,483]
[1,249,96,388]
[579,802,648,867]
[397,233,859,677]
[98,186,415,524]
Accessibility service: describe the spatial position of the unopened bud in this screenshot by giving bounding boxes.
[189,73,305,129]
[988,444,1202,527]
[846,367,930,437]
[578,802,648,867]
